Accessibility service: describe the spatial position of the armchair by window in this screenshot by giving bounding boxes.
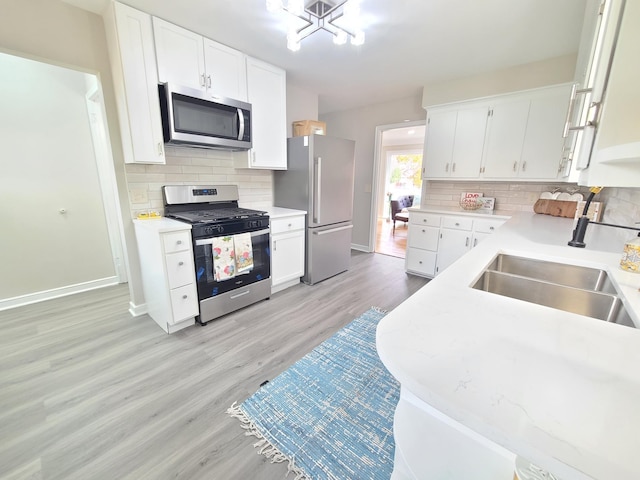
[390,195,414,234]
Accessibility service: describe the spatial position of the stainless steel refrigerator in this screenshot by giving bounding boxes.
[274,134,356,285]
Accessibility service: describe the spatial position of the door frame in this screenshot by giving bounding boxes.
[368,120,426,252]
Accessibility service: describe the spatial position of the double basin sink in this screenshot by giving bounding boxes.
[472,254,635,327]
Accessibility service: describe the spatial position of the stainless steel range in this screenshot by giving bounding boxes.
[163,185,270,325]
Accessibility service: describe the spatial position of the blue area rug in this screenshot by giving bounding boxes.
[227,307,398,480]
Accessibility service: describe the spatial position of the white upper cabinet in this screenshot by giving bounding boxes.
[423,109,456,178]
[573,0,640,186]
[235,57,287,170]
[103,2,165,164]
[481,98,530,178]
[423,105,487,179]
[423,84,572,182]
[153,17,247,101]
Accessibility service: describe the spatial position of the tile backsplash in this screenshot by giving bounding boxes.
[124,146,273,217]
[423,181,640,244]
[422,181,592,213]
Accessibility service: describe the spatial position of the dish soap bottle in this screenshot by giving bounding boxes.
[620,232,640,273]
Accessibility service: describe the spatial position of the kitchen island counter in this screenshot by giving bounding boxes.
[377,212,640,480]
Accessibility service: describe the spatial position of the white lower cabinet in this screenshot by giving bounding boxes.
[406,213,441,277]
[270,213,305,293]
[406,211,507,278]
[134,220,199,333]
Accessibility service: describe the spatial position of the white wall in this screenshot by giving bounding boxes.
[286,83,319,138]
[0,0,144,309]
[422,54,577,107]
[320,95,425,249]
[0,53,115,300]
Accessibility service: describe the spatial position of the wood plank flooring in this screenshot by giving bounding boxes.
[0,251,429,480]
[375,218,408,259]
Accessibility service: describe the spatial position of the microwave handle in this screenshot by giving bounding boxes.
[237,108,245,141]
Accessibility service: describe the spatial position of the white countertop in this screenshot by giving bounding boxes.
[261,206,307,219]
[410,205,513,219]
[132,217,191,233]
[377,212,640,480]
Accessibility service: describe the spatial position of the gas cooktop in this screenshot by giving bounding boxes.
[166,207,267,224]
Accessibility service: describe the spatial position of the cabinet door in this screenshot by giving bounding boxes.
[519,86,570,179]
[423,109,456,178]
[436,228,470,274]
[451,105,489,178]
[108,3,165,164]
[203,39,247,101]
[153,17,205,91]
[271,231,305,286]
[482,99,530,178]
[245,57,287,169]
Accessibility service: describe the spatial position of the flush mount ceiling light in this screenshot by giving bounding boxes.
[266,0,365,51]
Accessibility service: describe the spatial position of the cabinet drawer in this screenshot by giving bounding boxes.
[405,248,437,277]
[163,231,191,253]
[166,250,195,289]
[408,225,439,251]
[441,216,473,231]
[473,218,506,234]
[169,283,199,323]
[410,212,441,227]
[271,215,305,234]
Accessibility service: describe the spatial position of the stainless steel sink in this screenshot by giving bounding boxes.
[484,254,617,294]
[472,255,635,327]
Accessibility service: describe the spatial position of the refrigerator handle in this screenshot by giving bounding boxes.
[313,156,322,223]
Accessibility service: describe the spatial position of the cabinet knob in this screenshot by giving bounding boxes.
[455,222,460,226]
[182,295,188,300]
[178,261,184,266]
[422,229,425,233]
[157,142,163,156]
[419,261,423,264]
[423,219,427,223]
[489,226,495,230]
[288,223,292,227]
[177,240,182,245]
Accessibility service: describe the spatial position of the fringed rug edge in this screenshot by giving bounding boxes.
[226,402,311,480]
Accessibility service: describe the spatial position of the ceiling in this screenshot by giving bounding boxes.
[63,0,588,114]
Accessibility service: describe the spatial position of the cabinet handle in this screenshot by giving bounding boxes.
[489,226,495,230]
[178,261,184,266]
[445,163,449,173]
[157,142,163,156]
[513,161,518,172]
[452,163,456,173]
[182,295,188,300]
[563,84,592,137]
[522,161,527,172]
[200,74,206,87]
[473,238,478,247]
[274,240,277,252]
[465,237,469,247]
[207,75,212,88]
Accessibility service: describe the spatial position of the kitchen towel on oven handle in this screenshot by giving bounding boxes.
[234,232,254,274]
[211,236,236,281]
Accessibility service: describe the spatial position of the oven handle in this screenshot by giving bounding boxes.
[230,289,250,300]
[194,228,270,246]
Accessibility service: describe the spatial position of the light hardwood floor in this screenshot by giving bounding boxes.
[0,251,428,480]
[375,217,408,258]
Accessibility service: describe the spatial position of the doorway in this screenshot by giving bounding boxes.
[0,52,126,310]
[371,122,425,258]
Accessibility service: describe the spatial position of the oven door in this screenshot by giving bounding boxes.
[193,228,270,301]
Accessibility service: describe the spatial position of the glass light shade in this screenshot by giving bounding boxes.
[343,0,360,19]
[351,30,365,46]
[287,0,305,16]
[266,0,282,13]
[333,30,348,45]
[287,31,301,51]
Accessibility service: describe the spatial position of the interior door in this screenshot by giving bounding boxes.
[309,135,355,227]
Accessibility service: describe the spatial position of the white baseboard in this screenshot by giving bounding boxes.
[0,276,119,312]
[351,243,372,253]
[128,301,147,317]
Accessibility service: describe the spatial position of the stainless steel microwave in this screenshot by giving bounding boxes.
[158,83,251,151]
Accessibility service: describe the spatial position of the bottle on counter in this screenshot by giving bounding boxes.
[620,232,640,273]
